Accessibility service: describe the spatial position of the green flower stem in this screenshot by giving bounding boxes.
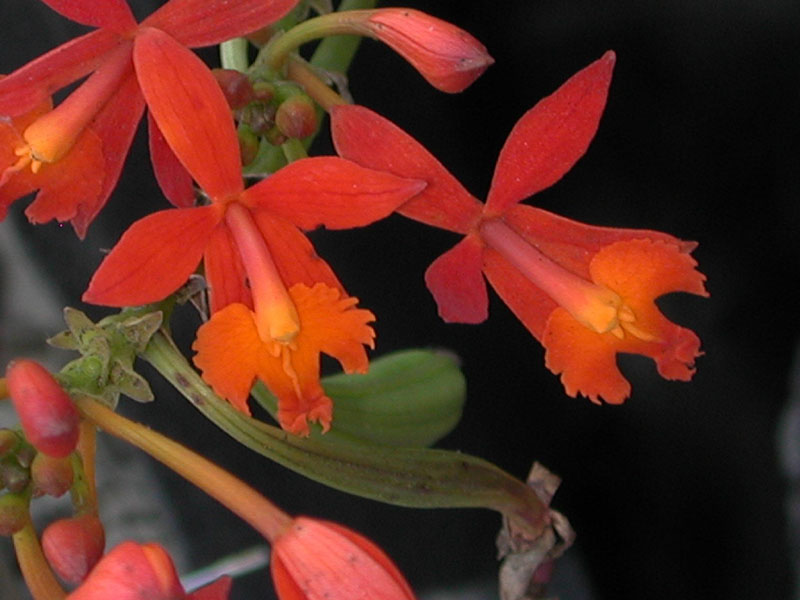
[74,395,291,543]
[287,57,346,111]
[245,0,377,176]
[309,0,377,73]
[281,137,308,162]
[220,38,249,72]
[260,9,374,71]
[13,518,66,600]
[72,421,98,514]
[142,331,549,538]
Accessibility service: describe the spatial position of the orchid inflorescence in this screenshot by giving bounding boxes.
[0,1,707,598]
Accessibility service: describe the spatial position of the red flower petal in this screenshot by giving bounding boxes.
[147,111,195,208]
[331,104,482,233]
[7,127,105,238]
[251,211,344,293]
[424,234,488,324]
[204,223,252,314]
[241,156,425,230]
[485,51,616,217]
[0,29,123,117]
[133,27,242,200]
[38,0,136,34]
[83,205,221,306]
[143,0,299,48]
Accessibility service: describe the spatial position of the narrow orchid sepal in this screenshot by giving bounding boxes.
[331,104,482,233]
[38,0,136,34]
[143,0,299,48]
[241,156,426,230]
[485,51,616,217]
[133,27,243,201]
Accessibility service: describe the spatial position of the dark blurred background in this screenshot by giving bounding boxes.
[2,1,800,599]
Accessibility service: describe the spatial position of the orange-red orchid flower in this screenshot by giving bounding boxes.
[331,51,709,405]
[82,29,425,435]
[271,517,416,600]
[66,541,231,600]
[0,0,298,237]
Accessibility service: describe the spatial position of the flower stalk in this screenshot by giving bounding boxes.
[73,394,292,542]
[13,518,67,600]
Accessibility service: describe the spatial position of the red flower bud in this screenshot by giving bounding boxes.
[212,69,256,110]
[363,9,493,93]
[31,453,74,498]
[275,95,318,139]
[67,541,182,599]
[271,517,416,600]
[42,515,105,584]
[6,360,80,458]
[66,541,230,599]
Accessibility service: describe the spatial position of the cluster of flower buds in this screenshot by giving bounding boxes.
[1,360,81,529]
[213,68,318,162]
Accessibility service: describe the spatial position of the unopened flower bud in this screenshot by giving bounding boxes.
[264,125,288,146]
[238,124,260,166]
[31,453,74,498]
[275,94,318,139]
[15,443,36,469]
[239,102,277,135]
[0,429,19,456]
[271,517,416,600]
[362,8,494,93]
[68,541,186,599]
[42,515,105,584]
[0,492,28,536]
[1,459,30,493]
[252,80,276,102]
[212,69,256,110]
[6,360,80,458]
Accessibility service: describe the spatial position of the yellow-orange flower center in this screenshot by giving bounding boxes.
[22,42,132,165]
[480,219,657,342]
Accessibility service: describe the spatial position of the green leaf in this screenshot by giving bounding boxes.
[251,349,465,447]
[143,332,547,539]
